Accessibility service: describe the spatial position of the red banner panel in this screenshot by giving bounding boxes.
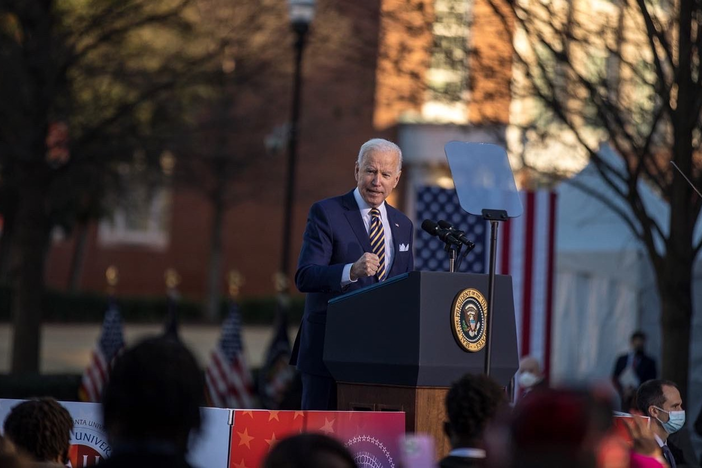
[229,410,405,468]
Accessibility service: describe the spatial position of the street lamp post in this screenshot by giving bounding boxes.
[279,0,315,293]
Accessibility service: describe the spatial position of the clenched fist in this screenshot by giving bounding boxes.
[350,252,380,280]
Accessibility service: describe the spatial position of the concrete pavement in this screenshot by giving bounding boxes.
[0,323,297,374]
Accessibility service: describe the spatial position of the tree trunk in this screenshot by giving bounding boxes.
[67,221,89,292]
[655,0,696,404]
[205,183,225,323]
[657,253,694,404]
[11,166,51,374]
[0,196,18,284]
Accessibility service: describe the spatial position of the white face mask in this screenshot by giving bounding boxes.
[654,406,686,434]
[517,371,541,388]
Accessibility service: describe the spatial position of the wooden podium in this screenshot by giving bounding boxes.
[324,271,518,457]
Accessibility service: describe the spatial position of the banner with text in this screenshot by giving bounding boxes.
[0,399,231,468]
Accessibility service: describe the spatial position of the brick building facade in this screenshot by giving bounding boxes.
[45,0,514,300]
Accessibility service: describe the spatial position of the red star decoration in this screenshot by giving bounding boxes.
[320,417,335,435]
[237,428,254,449]
[232,459,249,468]
[265,433,279,447]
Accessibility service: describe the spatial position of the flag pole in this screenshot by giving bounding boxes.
[228,270,244,302]
[164,268,181,339]
[106,265,119,296]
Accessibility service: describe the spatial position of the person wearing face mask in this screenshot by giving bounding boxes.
[613,331,658,411]
[636,379,699,468]
[516,356,547,398]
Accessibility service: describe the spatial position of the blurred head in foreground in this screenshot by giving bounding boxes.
[262,433,357,468]
[444,373,507,450]
[102,336,204,454]
[488,388,613,468]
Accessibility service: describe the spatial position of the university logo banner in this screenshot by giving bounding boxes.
[0,399,231,468]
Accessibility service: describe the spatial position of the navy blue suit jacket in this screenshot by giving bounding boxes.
[291,190,414,377]
[612,352,657,385]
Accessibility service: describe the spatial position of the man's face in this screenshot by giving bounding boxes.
[355,150,401,208]
[632,337,645,352]
[519,357,540,375]
[651,385,683,423]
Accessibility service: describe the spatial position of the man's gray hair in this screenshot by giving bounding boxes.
[357,138,403,173]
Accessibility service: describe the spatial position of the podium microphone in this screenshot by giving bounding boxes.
[437,220,476,251]
[421,219,461,245]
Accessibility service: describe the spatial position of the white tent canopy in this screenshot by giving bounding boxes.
[552,144,702,425]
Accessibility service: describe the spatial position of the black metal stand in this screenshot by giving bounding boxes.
[279,23,309,292]
[444,243,461,273]
[482,209,508,377]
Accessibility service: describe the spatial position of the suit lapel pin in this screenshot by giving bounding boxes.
[394,223,399,227]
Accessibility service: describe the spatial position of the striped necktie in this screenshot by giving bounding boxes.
[369,208,387,281]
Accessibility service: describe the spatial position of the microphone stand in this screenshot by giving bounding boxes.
[444,242,462,273]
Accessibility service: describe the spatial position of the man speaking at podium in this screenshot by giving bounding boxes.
[291,138,415,410]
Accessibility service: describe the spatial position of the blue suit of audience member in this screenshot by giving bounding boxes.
[290,190,414,409]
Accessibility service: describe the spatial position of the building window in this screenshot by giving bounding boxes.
[98,152,173,250]
[423,0,472,123]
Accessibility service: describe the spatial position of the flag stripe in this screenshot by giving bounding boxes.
[79,303,125,403]
[521,192,536,356]
[544,192,557,382]
[213,349,246,407]
[206,368,227,407]
[530,191,550,366]
[205,302,255,409]
[510,198,525,351]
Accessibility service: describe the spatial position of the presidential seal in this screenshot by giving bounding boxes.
[451,288,488,352]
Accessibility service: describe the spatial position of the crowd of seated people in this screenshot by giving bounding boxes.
[1,338,698,468]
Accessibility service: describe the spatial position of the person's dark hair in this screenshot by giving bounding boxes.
[636,379,678,416]
[102,336,204,450]
[445,373,506,443]
[262,433,357,468]
[2,398,73,463]
[631,331,646,341]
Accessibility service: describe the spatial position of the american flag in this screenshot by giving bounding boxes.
[414,186,557,380]
[258,294,297,409]
[79,300,125,402]
[206,301,255,408]
[414,186,488,273]
[496,190,557,382]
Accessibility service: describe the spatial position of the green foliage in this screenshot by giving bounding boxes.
[0,0,223,232]
[0,374,82,400]
[0,285,303,324]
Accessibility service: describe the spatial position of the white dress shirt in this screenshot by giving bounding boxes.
[341,188,395,286]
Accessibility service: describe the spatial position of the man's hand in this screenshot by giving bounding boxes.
[350,253,380,280]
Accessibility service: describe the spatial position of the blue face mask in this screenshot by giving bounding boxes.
[654,406,686,434]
